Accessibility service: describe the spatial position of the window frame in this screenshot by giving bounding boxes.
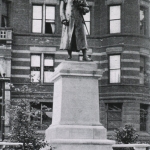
[139,55,148,85]
[31,54,41,83]
[83,7,91,35]
[106,103,122,130]
[45,5,56,34]
[109,54,121,84]
[109,5,121,34]
[30,102,53,130]
[43,54,55,83]
[32,5,43,33]
[140,6,149,36]
[30,53,55,84]
[140,104,148,132]
[1,15,8,27]
[32,4,56,34]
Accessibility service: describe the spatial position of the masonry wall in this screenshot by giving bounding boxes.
[97,0,150,142]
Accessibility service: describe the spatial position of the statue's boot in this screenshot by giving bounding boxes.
[82,50,93,61]
[83,57,93,61]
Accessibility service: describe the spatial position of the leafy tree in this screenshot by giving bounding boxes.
[6,83,52,150]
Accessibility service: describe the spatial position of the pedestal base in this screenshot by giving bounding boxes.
[44,125,115,150]
[45,125,107,140]
[43,62,115,150]
[48,139,114,150]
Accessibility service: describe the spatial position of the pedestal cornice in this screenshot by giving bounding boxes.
[50,61,103,82]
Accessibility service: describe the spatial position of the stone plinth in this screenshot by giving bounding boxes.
[44,61,115,150]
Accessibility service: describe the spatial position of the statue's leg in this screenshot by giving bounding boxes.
[67,50,72,59]
[67,27,76,60]
[82,49,92,61]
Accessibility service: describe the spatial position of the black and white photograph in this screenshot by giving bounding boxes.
[0,0,149,150]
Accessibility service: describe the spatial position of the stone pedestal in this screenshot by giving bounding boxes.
[45,61,115,150]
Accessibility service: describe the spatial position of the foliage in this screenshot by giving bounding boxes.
[114,124,139,144]
[7,83,52,150]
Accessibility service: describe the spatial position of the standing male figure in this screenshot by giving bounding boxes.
[60,0,92,61]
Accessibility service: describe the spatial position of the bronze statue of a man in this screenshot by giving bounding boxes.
[60,0,92,61]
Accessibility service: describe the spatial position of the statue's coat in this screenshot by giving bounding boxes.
[60,0,88,51]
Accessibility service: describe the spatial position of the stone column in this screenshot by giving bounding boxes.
[44,61,115,150]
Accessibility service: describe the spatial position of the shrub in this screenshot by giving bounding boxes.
[114,124,139,144]
[113,124,139,150]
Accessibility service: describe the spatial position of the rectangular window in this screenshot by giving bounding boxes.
[32,5,55,34]
[1,15,7,27]
[140,56,146,84]
[44,54,54,83]
[109,55,121,83]
[45,6,55,34]
[31,54,41,82]
[0,31,6,39]
[140,6,148,35]
[140,104,148,131]
[83,11,90,35]
[109,5,121,33]
[31,54,54,83]
[32,5,42,33]
[106,103,122,130]
[31,102,53,130]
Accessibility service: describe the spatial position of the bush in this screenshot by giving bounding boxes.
[113,124,139,150]
[114,124,139,144]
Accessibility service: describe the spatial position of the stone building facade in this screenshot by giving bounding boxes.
[97,0,150,142]
[0,0,150,142]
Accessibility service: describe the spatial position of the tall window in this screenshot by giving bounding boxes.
[140,56,146,84]
[31,54,54,83]
[45,6,55,34]
[44,54,54,83]
[1,15,7,27]
[140,104,148,131]
[140,7,148,35]
[109,5,121,33]
[32,5,55,34]
[31,102,53,130]
[106,103,122,130]
[83,11,90,35]
[109,55,121,83]
[31,54,41,82]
